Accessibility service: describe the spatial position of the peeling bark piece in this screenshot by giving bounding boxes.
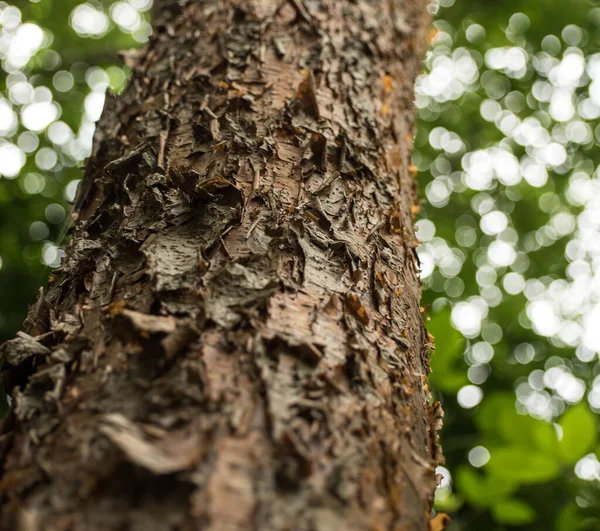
[160,323,199,360]
[100,414,203,474]
[311,132,328,171]
[273,36,287,58]
[202,435,264,529]
[143,230,203,292]
[205,261,279,327]
[345,292,370,325]
[23,287,51,337]
[297,69,321,120]
[111,308,198,359]
[13,364,65,440]
[104,142,153,174]
[0,333,51,367]
[171,172,242,205]
[116,309,178,336]
[288,0,314,25]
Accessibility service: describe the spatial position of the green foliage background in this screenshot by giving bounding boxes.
[1,0,599,529]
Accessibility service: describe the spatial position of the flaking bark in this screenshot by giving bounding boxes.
[0,1,441,529]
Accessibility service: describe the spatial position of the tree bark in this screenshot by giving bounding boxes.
[0,1,439,529]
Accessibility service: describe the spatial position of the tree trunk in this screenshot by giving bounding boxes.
[0,1,439,529]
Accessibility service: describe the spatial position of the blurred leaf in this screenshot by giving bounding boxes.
[434,490,464,513]
[491,499,536,526]
[455,466,518,507]
[427,307,467,392]
[487,447,560,483]
[476,393,559,455]
[532,423,561,457]
[558,404,597,464]
[557,503,595,531]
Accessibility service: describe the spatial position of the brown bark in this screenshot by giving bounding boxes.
[0,1,440,529]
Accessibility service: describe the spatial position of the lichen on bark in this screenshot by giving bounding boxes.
[0,1,441,530]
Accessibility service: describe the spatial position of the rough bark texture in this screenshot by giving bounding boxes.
[0,1,440,529]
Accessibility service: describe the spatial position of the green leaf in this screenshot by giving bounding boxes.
[487,447,560,483]
[427,307,467,392]
[491,499,536,526]
[476,393,517,441]
[476,393,559,455]
[434,489,464,513]
[557,503,589,531]
[532,422,560,457]
[559,404,598,464]
[455,466,518,507]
